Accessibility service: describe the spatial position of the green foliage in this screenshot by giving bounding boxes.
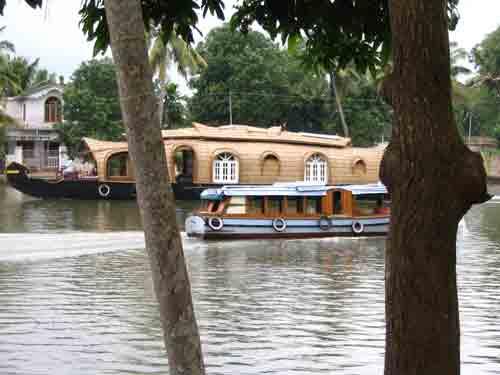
[188,26,391,146]
[451,26,500,142]
[3,56,41,96]
[149,26,206,82]
[472,25,500,96]
[55,58,123,157]
[163,82,189,129]
[232,0,460,75]
[341,81,392,146]
[188,26,331,132]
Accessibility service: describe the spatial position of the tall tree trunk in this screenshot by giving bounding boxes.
[329,71,349,138]
[381,1,490,375]
[158,78,166,128]
[103,1,205,374]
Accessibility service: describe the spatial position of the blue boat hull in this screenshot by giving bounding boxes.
[186,216,389,240]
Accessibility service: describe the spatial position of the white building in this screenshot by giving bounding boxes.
[3,83,68,171]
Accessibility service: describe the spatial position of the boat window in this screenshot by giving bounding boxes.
[267,197,283,216]
[332,191,342,214]
[304,153,328,184]
[107,153,129,177]
[247,197,264,215]
[305,197,322,215]
[286,196,304,215]
[213,152,239,184]
[353,159,367,176]
[355,195,388,216]
[226,196,246,214]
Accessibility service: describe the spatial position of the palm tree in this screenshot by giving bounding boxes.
[5,56,40,96]
[0,26,19,97]
[148,28,207,127]
[328,68,360,138]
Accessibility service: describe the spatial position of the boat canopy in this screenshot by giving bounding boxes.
[339,183,388,196]
[200,182,387,200]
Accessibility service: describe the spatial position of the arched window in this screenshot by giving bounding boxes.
[353,159,367,176]
[213,152,239,184]
[44,97,62,123]
[304,153,328,183]
[261,153,280,179]
[107,152,132,179]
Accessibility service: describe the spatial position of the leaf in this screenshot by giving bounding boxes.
[287,33,301,54]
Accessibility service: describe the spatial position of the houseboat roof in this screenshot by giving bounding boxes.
[80,137,128,160]
[162,122,351,148]
[200,182,387,200]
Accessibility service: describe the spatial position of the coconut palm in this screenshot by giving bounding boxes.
[4,56,40,96]
[148,28,207,127]
[328,68,361,138]
[0,26,19,96]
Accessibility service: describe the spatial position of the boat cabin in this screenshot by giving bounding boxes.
[198,183,390,219]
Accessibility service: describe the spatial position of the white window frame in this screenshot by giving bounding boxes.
[304,153,328,184]
[213,152,239,184]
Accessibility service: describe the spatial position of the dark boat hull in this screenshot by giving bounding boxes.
[6,163,136,200]
[5,162,214,200]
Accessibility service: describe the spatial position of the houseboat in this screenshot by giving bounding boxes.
[5,122,385,200]
[5,138,136,200]
[185,182,390,240]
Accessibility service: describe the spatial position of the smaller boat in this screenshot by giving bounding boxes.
[5,162,136,200]
[185,182,390,240]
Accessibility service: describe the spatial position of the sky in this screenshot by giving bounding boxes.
[1,0,499,95]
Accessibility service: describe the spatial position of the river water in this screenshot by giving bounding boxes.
[0,181,500,374]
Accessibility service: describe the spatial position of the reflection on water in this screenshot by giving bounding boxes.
[1,182,500,374]
[0,181,196,232]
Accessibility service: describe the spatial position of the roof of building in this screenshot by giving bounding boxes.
[161,122,351,148]
[200,182,387,200]
[8,82,63,101]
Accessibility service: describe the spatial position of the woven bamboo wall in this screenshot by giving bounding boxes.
[164,139,384,185]
[85,124,385,185]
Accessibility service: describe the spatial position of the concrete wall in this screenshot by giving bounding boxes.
[5,88,63,129]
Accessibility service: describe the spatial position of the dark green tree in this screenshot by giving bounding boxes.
[0,25,18,97]
[189,25,331,132]
[4,56,39,95]
[342,80,392,146]
[162,82,189,129]
[55,58,123,156]
[472,26,500,97]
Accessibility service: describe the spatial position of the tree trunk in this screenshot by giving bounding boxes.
[329,71,349,138]
[158,79,166,128]
[381,1,490,375]
[103,1,205,374]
